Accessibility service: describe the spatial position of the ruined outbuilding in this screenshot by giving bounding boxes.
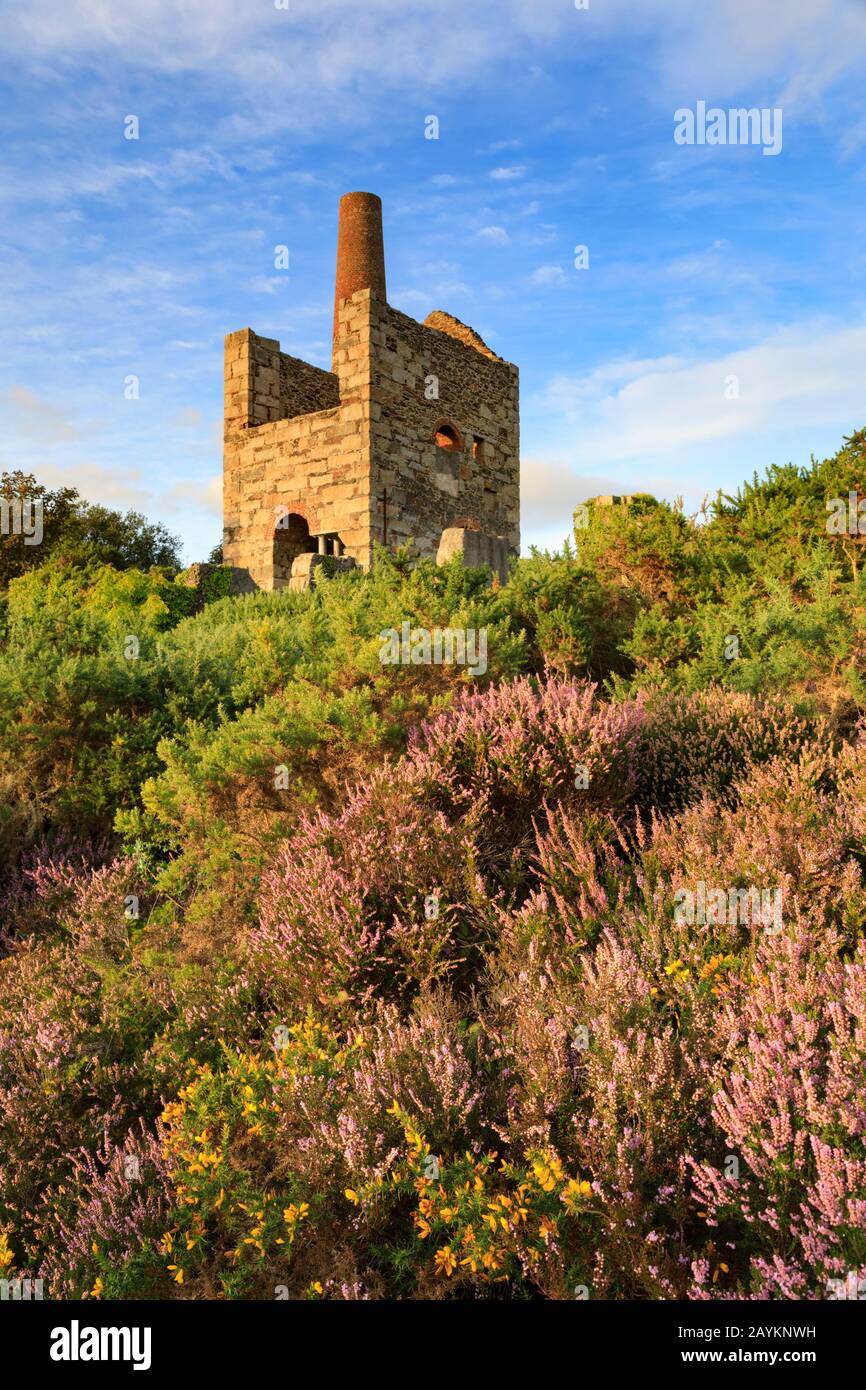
[223,192,519,591]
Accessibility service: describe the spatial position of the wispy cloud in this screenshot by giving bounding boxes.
[477,226,509,244]
[529,264,567,287]
[0,387,95,444]
[521,457,627,541]
[538,318,866,462]
[162,476,222,515]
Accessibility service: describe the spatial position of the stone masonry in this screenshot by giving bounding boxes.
[223,192,519,591]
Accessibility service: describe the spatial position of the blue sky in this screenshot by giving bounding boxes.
[1,0,865,561]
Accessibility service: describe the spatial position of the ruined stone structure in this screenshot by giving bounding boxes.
[223,192,519,591]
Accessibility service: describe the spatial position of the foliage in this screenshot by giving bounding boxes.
[0,470,181,587]
[592,429,866,726]
[1,443,866,1300]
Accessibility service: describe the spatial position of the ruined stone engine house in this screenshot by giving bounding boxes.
[223,191,520,591]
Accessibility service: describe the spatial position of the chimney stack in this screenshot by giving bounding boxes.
[333,191,386,354]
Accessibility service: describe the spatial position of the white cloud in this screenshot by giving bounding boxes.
[393,280,471,314]
[247,276,291,296]
[605,0,866,112]
[529,264,567,287]
[0,387,93,443]
[521,457,627,539]
[161,475,222,515]
[490,166,527,181]
[535,316,866,467]
[482,138,524,154]
[477,225,509,244]
[6,0,865,133]
[667,240,736,281]
[3,1,577,133]
[172,407,204,429]
[27,460,152,512]
[513,316,866,547]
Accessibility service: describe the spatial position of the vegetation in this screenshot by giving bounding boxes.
[1,431,865,1300]
[0,471,181,586]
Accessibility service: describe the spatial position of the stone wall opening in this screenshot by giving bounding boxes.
[274,512,316,587]
[434,421,462,451]
[317,533,346,556]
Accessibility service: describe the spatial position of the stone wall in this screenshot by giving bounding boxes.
[224,328,340,430]
[223,304,373,590]
[366,296,519,560]
[436,527,512,584]
[177,562,248,607]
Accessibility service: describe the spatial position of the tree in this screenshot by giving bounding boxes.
[0,471,181,587]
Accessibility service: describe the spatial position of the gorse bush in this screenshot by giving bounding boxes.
[597,428,866,724]
[1,437,865,1300]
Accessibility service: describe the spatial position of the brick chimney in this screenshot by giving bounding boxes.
[333,191,386,355]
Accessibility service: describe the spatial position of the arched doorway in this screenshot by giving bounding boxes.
[273,512,316,588]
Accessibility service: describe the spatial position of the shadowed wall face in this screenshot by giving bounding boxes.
[332,191,387,354]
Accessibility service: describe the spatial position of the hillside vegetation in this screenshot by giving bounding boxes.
[1,432,865,1300]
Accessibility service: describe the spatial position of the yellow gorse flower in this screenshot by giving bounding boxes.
[434,1245,457,1277]
[283,1202,310,1227]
